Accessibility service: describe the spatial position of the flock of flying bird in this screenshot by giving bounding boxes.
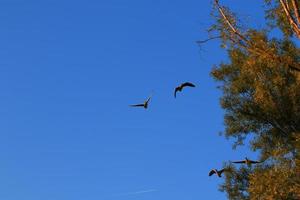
[209,157,263,178]
[130,82,196,109]
[129,81,263,178]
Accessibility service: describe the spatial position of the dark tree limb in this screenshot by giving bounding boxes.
[196,35,221,44]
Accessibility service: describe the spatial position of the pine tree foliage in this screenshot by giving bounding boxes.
[265,0,300,38]
[207,1,300,199]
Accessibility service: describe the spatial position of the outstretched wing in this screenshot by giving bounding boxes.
[182,82,196,88]
[209,169,216,176]
[130,104,144,107]
[249,160,262,164]
[219,168,226,174]
[232,160,246,164]
[174,87,179,98]
[146,96,152,103]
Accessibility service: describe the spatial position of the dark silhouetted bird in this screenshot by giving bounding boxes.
[209,168,226,177]
[232,157,262,166]
[130,96,151,109]
[174,82,195,98]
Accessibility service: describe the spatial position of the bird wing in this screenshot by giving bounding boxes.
[232,160,246,164]
[174,87,179,98]
[182,82,196,88]
[146,96,151,103]
[219,168,226,174]
[249,160,262,164]
[130,104,144,107]
[209,169,216,176]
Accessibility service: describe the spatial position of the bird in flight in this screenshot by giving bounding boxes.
[174,82,195,98]
[231,157,263,166]
[209,168,226,177]
[130,95,152,109]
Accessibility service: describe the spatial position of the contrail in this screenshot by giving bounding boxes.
[113,189,157,197]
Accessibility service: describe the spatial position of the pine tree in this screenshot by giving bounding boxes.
[204,1,300,199]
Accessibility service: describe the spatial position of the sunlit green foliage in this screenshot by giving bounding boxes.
[208,1,300,199]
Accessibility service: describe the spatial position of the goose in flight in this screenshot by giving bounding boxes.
[209,168,226,177]
[130,96,152,109]
[174,82,195,98]
[232,157,262,166]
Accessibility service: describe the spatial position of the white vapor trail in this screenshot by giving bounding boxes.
[113,189,157,197]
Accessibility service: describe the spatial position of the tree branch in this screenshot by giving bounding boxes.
[196,35,221,44]
[238,109,289,136]
[285,0,290,11]
[279,0,300,38]
[214,0,248,42]
[291,0,300,26]
[214,0,300,72]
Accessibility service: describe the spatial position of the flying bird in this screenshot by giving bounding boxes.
[130,96,152,109]
[174,82,195,98]
[231,157,263,166]
[209,168,226,177]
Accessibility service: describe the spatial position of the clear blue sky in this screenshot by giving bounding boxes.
[0,1,264,199]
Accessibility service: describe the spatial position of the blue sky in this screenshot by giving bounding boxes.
[0,1,264,199]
